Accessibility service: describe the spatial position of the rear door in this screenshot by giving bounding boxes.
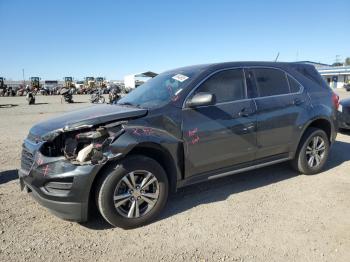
[182,68,257,177]
[247,67,303,160]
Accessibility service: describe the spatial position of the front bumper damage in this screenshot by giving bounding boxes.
[19,122,125,222]
[19,142,104,221]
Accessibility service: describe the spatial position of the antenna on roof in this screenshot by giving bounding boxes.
[274,52,280,62]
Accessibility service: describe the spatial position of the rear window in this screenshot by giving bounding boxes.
[253,68,289,97]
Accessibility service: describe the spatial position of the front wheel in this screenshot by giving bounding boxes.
[291,127,330,175]
[96,155,169,228]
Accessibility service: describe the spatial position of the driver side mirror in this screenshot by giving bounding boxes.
[186,92,215,108]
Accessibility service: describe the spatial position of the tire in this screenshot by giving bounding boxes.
[291,127,330,175]
[96,155,169,229]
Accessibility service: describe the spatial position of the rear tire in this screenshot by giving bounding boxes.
[291,127,330,175]
[96,155,169,229]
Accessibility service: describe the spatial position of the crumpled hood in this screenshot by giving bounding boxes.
[29,104,147,138]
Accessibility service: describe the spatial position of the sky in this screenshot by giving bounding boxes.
[0,0,349,80]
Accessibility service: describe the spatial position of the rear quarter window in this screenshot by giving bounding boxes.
[287,75,302,93]
[291,64,328,90]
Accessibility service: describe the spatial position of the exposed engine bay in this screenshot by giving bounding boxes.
[39,121,125,165]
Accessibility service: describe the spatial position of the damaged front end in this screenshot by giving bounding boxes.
[39,121,126,165]
[18,121,128,222]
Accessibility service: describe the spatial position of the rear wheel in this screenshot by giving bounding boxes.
[96,155,169,228]
[292,127,330,175]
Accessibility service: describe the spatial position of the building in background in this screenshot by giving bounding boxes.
[317,66,350,89]
[299,61,350,89]
[124,71,158,90]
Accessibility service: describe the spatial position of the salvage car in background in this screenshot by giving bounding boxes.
[338,98,350,130]
[344,83,350,92]
[19,62,338,228]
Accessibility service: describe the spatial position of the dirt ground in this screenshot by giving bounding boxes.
[0,92,350,262]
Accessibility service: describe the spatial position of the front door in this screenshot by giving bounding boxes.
[182,68,257,178]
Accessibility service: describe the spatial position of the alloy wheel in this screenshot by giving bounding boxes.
[113,170,160,218]
[305,136,326,168]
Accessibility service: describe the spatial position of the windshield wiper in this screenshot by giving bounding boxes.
[118,102,133,106]
[118,102,143,108]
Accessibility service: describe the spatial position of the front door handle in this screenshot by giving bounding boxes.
[238,107,252,117]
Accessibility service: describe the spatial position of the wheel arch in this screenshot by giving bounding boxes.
[127,142,180,193]
[302,117,332,142]
[293,117,333,158]
[89,142,181,204]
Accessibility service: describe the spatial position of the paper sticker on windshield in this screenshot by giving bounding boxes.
[172,74,189,82]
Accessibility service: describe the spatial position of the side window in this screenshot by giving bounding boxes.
[196,69,246,103]
[253,68,290,97]
[287,75,302,93]
[244,69,257,98]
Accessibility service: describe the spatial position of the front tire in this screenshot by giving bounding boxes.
[96,155,169,229]
[292,127,330,175]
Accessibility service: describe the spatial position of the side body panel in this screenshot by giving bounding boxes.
[182,99,257,177]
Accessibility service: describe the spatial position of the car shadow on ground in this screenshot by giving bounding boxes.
[81,139,350,230]
[0,169,18,185]
[0,104,18,108]
[31,103,49,105]
[0,141,345,229]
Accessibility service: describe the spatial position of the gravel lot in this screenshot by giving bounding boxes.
[1,92,350,262]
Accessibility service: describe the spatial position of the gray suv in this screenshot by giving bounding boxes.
[19,62,338,228]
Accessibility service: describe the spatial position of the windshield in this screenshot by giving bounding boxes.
[118,70,197,108]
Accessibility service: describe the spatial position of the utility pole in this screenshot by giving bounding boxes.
[335,55,341,64]
[22,68,25,86]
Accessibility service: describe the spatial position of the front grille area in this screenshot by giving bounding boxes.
[21,147,34,172]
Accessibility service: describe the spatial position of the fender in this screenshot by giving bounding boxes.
[292,107,336,157]
[106,125,184,189]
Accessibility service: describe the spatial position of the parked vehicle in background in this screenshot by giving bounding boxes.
[4,86,16,96]
[90,88,105,103]
[60,87,74,103]
[19,62,338,228]
[16,85,27,96]
[338,98,350,130]
[108,86,121,104]
[43,80,59,95]
[344,83,350,91]
[26,90,35,104]
[84,77,95,93]
[30,77,41,93]
[0,77,7,96]
[75,81,85,94]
